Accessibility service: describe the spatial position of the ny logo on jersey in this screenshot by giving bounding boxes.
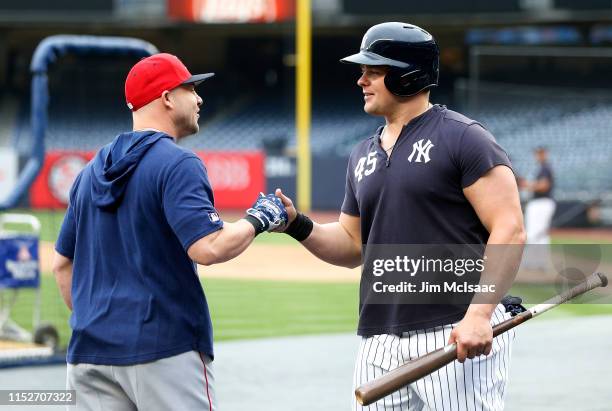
[408,139,435,163]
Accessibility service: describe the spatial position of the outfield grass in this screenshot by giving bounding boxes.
[552,236,612,245]
[253,232,298,245]
[508,282,612,319]
[5,276,72,347]
[8,275,612,350]
[2,210,611,350]
[9,275,359,349]
[2,209,66,243]
[205,278,359,340]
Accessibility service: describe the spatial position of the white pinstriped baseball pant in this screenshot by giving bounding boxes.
[352,304,514,411]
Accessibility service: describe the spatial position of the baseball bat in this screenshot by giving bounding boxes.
[355,272,608,406]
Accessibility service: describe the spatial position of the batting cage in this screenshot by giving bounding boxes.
[0,35,158,366]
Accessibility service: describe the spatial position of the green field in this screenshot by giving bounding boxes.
[206,278,359,340]
[7,275,612,350]
[2,210,612,350]
[2,210,66,243]
[8,275,360,348]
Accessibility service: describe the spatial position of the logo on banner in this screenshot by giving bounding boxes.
[6,242,38,280]
[48,155,88,204]
[408,139,435,163]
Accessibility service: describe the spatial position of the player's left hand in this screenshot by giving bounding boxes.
[274,188,297,228]
[447,311,493,363]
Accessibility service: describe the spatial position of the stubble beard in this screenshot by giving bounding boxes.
[177,112,199,138]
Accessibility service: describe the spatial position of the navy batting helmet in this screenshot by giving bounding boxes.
[340,22,439,97]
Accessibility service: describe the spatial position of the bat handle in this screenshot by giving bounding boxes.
[443,342,457,353]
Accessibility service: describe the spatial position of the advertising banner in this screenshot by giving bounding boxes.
[168,0,295,23]
[30,151,94,209]
[197,151,265,209]
[29,150,264,210]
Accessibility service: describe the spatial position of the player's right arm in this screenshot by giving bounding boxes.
[53,173,81,311]
[187,194,286,265]
[186,195,287,266]
[275,189,362,268]
[52,252,73,310]
[166,156,285,266]
[187,219,256,266]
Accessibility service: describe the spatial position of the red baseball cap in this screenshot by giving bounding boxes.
[125,53,214,111]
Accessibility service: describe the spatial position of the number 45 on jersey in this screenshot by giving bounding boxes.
[355,152,377,182]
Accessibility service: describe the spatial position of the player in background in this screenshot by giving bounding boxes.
[52,53,287,411]
[274,23,526,410]
[519,146,556,270]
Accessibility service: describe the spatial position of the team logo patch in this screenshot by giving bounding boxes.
[49,154,88,204]
[408,139,435,163]
[208,212,220,223]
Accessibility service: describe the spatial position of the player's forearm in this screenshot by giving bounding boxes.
[300,222,362,268]
[465,227,521,320]
[52,261,73,311]
[190,220,256,266]
[488,217,527,246]
[475,219,526,314]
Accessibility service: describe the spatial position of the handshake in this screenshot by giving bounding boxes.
[244,193,289,235]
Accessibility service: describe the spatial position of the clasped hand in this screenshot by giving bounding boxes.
[246,193,288,232]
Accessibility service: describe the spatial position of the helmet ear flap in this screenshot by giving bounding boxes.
[384,66,435,97]
[385,67,427,97]
[383,67,402,96]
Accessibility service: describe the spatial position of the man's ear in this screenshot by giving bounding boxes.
[161,90,173,109]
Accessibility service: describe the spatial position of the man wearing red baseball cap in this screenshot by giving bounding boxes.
[53,53,288,410]
[125,52,215,137]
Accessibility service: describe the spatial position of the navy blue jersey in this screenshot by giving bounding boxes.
[56,130,223,365]
[341,105,512,334]
[533,162,554,199]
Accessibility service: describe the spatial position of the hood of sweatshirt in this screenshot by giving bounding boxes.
[91,130,171,210]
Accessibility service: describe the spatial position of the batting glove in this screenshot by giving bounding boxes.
[244,193,288,235]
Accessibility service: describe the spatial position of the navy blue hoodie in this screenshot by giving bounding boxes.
[56,130,223,365]
[91,131,169,209]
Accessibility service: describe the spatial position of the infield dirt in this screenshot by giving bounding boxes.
[38,226,612,283]
[39,241,360,282]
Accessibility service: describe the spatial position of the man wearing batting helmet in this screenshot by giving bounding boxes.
[274,22,526,410]
[52,53,287,410]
